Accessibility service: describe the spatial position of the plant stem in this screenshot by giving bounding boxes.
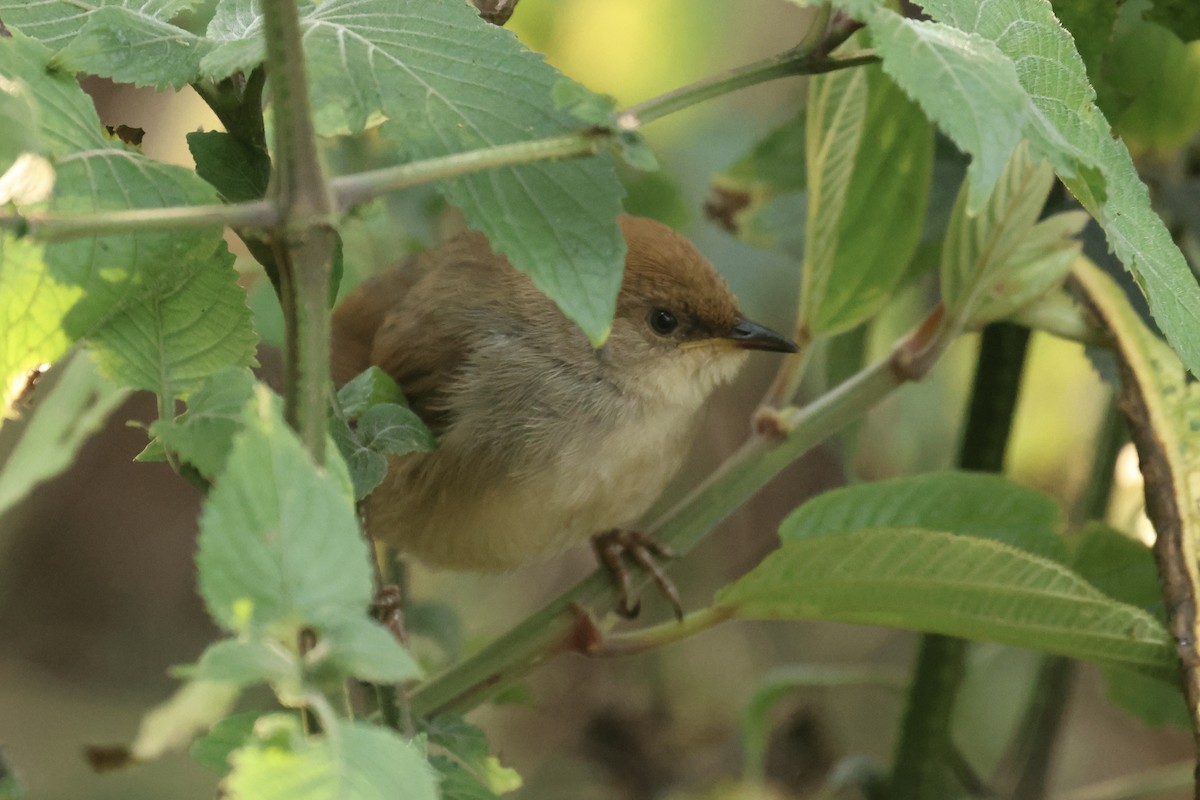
[890,635,971,799]
[409,308,952,718]
[5,135,601,241]
[1071,393,1125,528]
[192,68,269,152]
[584,606,736,657]
[330,132,606,210]
[6,201,279,241]
[1007,655,1075,800]
[261,0,337,459]
[1003,396,1124,798]
[619,50,874,131]
[890,321,1030,800]
[619,7,870,130]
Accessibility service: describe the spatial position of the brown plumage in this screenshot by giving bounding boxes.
[331,215,795,576]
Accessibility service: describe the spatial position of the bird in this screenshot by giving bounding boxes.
[331,214,797,618]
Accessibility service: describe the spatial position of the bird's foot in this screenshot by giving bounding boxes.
[591,528,684,622]
[371,584,408,644]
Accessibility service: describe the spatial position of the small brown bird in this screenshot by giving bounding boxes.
[331,215,796,616]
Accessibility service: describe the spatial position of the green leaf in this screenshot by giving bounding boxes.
[0,37,68,411]
[1104,665,1189,728]
[225,716,438,800]
[0,353,129,520]
[0,32,239,392]
[1072,522,1163,614]
[717,528,1173,675]
[149,368,257,479]
[856,11,1030,212]
[182,639,302,687]
[612,131,658,172]
[128,679,243,763]
[332,382,435,500]
[336,367,406,418]
[196,386,371,637]
[206,0,626,344]
[0,0,210,89]
[187,130,271,203]
[191,711,262,776]
[912,0,1200,382]
[978,209,1090,324]
[705,104,807,244]
[424,714,521,797]
[356,403,436,457]
[48,164,232,342]
[432,755,503,800]
[200,0,265,79]
[0,69,41,177]
[319,619,422,684]
[552,80,616,126]
[1105,20,1200,153]
[780,471,1067,563]
[0,235,76,413]
[0,32,100,163]
[800,63,933,336]
[87,244,257,400]
[939,143,1086,329]
[1070,258,1200,702]
[424,714,490,765]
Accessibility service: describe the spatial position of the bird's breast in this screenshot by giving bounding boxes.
[366,390,703,571]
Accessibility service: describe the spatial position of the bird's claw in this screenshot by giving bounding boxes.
[371,584,408,644]
[591,529,684,622]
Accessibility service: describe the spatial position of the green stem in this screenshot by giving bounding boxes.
[5,134,602,242]
[890,636,971,799]
[1071,393,1126,528]
[1008,292,1109,348]
[192,68,268,153]
[890,321,1030,800]
[585,606,735,657]
[7,201,278,241]
[1004,396,1125,798]
[262,0,337,460]
[619,52,875,131]
[619,7,870,129]
[330,131,605,210]
[1007,655,1075,800]
[409,308,951,719]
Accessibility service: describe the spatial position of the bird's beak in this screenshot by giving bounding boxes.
[721,317,799,353]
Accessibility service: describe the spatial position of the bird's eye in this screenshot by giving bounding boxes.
[647,308,679,336]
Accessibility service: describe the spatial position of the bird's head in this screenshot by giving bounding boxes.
[603,215,797,406]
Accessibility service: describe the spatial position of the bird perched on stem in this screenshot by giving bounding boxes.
[331,215,796,618]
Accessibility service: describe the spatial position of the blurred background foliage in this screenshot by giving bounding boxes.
[2,1,1199,798]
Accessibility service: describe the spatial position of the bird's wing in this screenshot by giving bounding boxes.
[330,260,424,388]
[332,232,507,435]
